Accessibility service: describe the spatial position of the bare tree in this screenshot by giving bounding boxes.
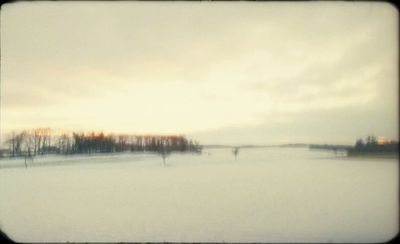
[57,133,71,154]
[5,131,27,157]
[6,132,17,157]
[40,128,51,154]
[117,134,129,152]
[232,147,240,160]
[33,129,41,156]
[21,131,33,156]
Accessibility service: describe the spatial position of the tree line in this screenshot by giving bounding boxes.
[348,135,398,154]
[2,128,202,157]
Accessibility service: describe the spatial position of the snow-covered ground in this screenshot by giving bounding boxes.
[0,148,398,242]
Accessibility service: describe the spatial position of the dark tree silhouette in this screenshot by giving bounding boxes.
[232,147,240,160]
[2,128,203,159]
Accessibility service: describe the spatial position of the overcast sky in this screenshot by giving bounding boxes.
[1,1,398,145]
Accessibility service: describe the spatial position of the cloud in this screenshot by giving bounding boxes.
[1,2,397,143]
[191,104,398,145]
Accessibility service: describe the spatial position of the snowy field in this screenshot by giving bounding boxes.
[0,147,398,242]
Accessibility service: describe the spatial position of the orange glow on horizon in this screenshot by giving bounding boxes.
[377,137,386,145]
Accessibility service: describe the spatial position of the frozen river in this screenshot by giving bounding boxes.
[0,147,398,242]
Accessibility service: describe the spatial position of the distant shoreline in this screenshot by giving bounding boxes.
[202,144,309,149]
[347,152,399,159]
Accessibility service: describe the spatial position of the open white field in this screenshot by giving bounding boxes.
[0,148,398,242]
